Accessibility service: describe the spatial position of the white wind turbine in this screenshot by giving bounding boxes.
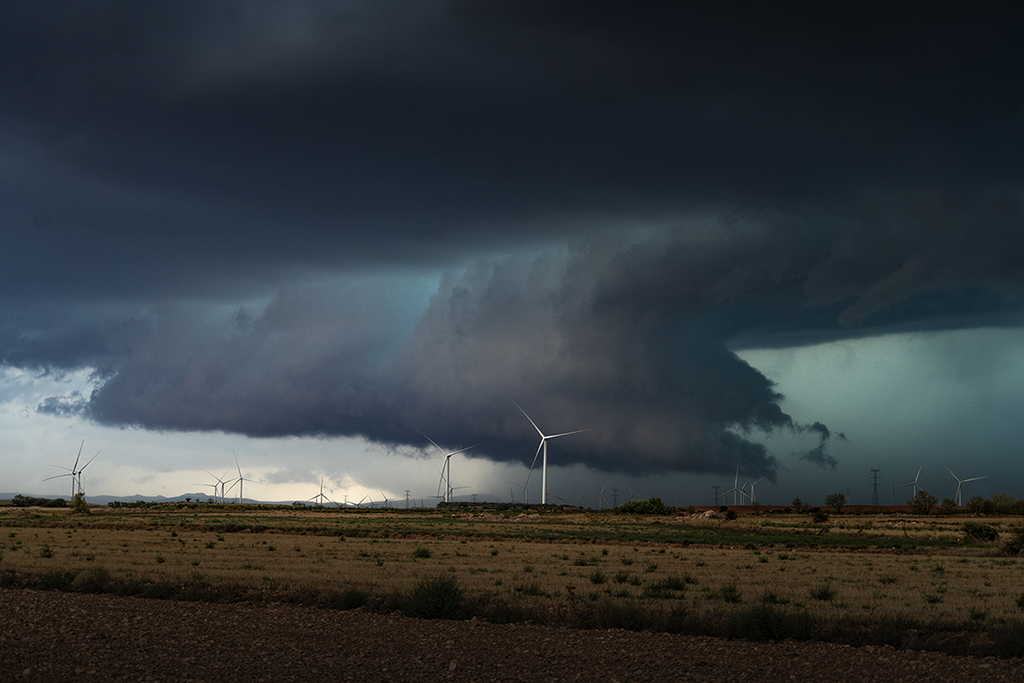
[748,475,769,505]
[74,450,100,497]
[900,465,923,499]
[723,468,751,506]
[44,440,99,498]
[203,469,231,503]
[307,477,336,507]
[513,399,586,506]
[227,452,255,504]
[945,466,987,507]
[417,430,478,504]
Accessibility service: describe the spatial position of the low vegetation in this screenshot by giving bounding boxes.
[3,501,1024,657]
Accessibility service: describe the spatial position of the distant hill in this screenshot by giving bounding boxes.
[0,492,268,506]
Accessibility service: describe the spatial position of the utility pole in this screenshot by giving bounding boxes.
[611,488,619,508]
[870,469,880,507]
[712,485,721,507]
[404,490,411,509]
[471,493,478,504]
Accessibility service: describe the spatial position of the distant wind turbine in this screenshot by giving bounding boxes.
[307,477,336,507]
[416,430,478,504]
[945,466,987,507]
[723,468,751,506]
[44,440,99,498]
[203,469,231,504]
[748,476,769,505]
[227,452,255,504]
[900,465,923,499]
[512,399,586,506]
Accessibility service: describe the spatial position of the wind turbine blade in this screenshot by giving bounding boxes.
[73,439,84,472]
[80,451,101,471]
[415,428,448,456]
[234,451,243,479]
[547,429,588,440]
[524,440,544,489]
[962,476,987,483]
[510,398,545,438]
[446,443,480,457]
[43,473,73,482]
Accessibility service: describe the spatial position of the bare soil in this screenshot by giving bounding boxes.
[1,589,1020,682]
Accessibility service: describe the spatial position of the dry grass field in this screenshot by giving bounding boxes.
[2,503,1024,655]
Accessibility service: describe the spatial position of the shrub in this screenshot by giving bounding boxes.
[810,584,836,601]
[871,618,908,647]
[595,599,657,631]
[321,587,368,610]
[989,619,1024,658]
[963,521,999,542]
[36,569,76,591]
[412,547,432,559]
[72,566,112,593]
[723,604,815,641]
[613,498,672,515]
[70,492,90,515]
[405,575,464,620]
[714,582,742,603]
[909,490,938,514]
[1001,527,1024,556]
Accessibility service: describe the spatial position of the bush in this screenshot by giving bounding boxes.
[723,604,815,641]
[70,492,90,515]
[613,498,672,515]
[36,569,76,591]
[871,618,909,647]
[1001,527,1024,556]
[412,547,432,559]
[72,566,112,593]
[713,582,742,603]
[810,584,836,601]
[320,587,368,610]
[909,490,938,514]
[989,619,1024,658]
[963,521,999,542]
[12,495,67,508]
[405,575,465,620]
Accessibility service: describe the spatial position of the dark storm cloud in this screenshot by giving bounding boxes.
[2,3,1024,477]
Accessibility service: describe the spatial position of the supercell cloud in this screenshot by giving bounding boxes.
[2,2,1023,480]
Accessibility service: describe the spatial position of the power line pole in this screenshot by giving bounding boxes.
[870,469,880,507]
[405,490,411,509]
[611,488,619,507]
[712,485,721,507]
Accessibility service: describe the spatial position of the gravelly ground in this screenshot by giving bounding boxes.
[1,589,1021,682]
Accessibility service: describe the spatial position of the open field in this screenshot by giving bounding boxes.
[3,503,1024,657]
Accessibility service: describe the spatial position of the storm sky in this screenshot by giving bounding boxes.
[2,2,1023,506]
